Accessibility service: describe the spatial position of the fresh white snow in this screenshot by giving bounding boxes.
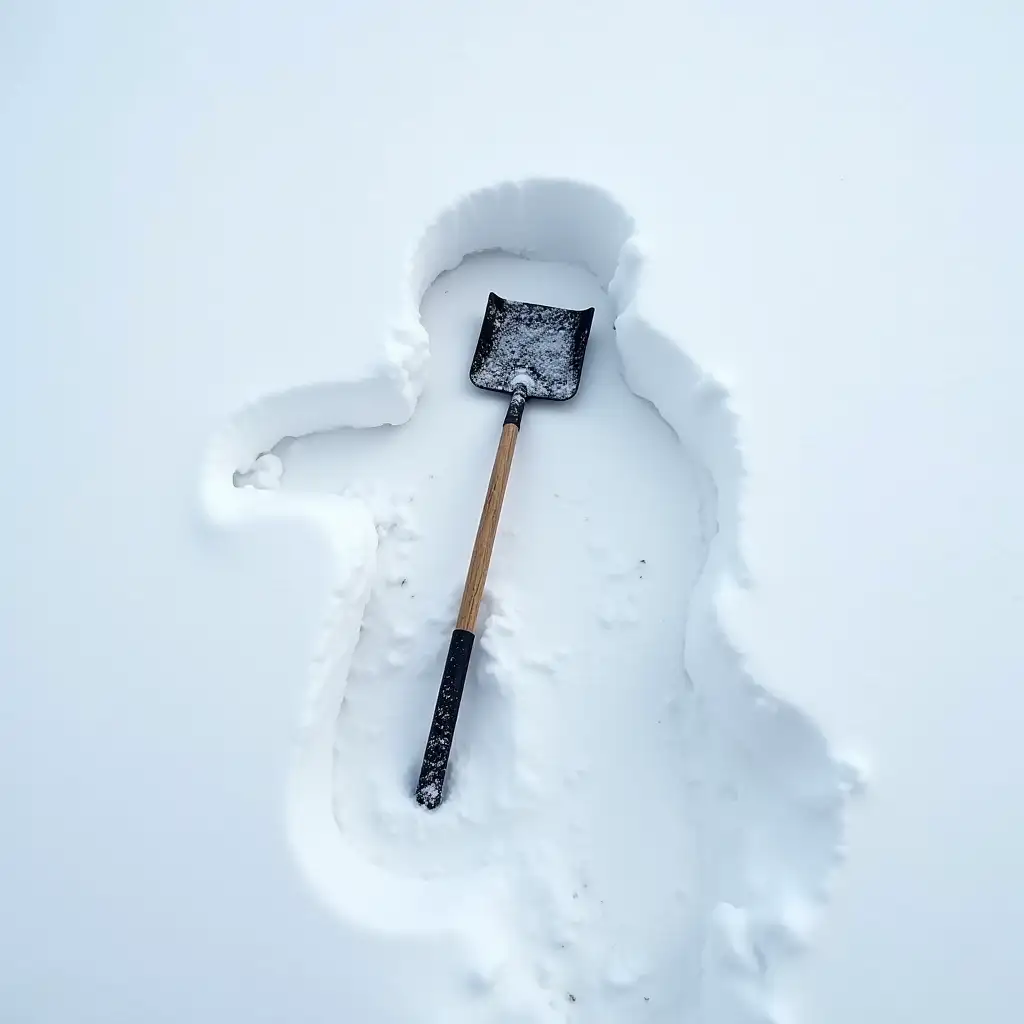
[266,246,853,1018]
[4,3,1023,1024]
[209,187,856,1021]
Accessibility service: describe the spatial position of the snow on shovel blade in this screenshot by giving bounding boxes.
[470,292,596,401]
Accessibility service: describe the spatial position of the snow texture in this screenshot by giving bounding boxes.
[204,179,858,1023]
[5,5,1022,1024]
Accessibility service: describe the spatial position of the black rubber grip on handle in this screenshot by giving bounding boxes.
[415,628,475,809]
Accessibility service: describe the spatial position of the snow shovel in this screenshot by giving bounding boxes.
[415,292,596,809]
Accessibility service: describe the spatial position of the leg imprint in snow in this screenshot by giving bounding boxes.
[202,180,860,1024]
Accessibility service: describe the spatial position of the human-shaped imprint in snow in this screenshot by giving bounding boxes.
[205,180,859,1024]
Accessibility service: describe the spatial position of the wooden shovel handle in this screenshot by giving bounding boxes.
[456,419,520,631]
[416,389,526,808]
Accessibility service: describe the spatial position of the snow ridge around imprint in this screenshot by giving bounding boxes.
[201,178,861,1024]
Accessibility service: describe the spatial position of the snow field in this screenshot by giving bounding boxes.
[214,181,859,1023]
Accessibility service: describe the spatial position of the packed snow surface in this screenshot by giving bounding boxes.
[212,182,857,1023]
[7,6,1022,1023]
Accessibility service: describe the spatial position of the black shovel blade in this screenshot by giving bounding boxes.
[470,292,596,401]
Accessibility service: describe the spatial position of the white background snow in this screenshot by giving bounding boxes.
[4,2,1023,1022]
